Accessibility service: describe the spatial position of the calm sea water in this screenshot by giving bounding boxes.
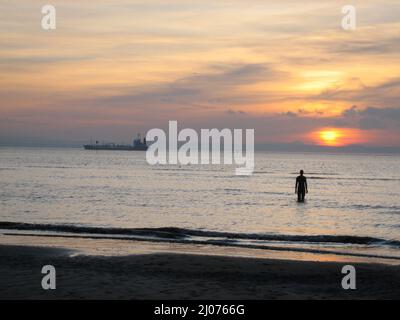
[1,147,400,259]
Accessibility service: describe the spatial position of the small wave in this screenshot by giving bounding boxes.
[258,191,287,195]
[252,171,274,174]
[1,221,399,247]
[0,222,185,239]
[350,204,400,211]
[151,167,221,172]
[24,165,74,169]
[290,172,339,176]
[310,177,400,181]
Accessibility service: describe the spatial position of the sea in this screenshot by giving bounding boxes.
[1,147,400,261]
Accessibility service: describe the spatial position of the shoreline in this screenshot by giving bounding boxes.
[1,236,400,299]
[1,221,400,265]
[1,233,400,265]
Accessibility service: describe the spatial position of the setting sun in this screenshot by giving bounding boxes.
[308,128,368,147]
[320,130,341,146]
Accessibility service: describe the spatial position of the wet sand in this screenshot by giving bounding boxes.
[1,244,400,299]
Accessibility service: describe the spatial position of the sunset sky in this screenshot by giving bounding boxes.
[1,0,400,147]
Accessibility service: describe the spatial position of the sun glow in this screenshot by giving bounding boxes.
[309,128,366,147]
[320,130,340,145]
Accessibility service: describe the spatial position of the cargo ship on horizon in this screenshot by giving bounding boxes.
[83,134,148,151]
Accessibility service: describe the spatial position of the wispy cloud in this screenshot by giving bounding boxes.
[1,0,400,146]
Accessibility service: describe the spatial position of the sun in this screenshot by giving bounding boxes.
[320,130,340,145]
[308,127,368,146]
[308,128,354,147]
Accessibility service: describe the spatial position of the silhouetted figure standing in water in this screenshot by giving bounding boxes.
[295,170,308,202]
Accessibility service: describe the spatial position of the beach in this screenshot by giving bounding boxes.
[1,236,400,300]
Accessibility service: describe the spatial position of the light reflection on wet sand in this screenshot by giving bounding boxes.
[1,234,400,265]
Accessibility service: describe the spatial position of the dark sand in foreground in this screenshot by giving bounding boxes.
[1,245,400,299]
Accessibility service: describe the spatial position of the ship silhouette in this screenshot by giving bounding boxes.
[83,134,148,151]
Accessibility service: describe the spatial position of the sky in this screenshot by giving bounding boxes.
[1,0,400,147]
